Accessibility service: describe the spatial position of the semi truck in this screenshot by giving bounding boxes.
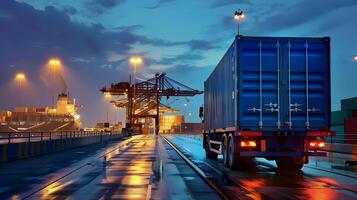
[201,35,334,170]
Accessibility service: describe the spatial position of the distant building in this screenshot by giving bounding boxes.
[159,115,184,133]
[331,97,357,144]
[0,111,11,124]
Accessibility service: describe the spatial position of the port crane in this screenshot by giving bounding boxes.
[101,73,202,134]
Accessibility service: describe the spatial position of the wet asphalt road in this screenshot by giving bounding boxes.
[0,135,219,200]
[1,133,356,200]
[165,134,357,200]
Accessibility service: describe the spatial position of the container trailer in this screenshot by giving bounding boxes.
[201,35,334,170]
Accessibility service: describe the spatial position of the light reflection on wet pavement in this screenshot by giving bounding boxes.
[0,135,220,200]
[3,133,355,200]
[166,134,357,200]
[28,136,154,199]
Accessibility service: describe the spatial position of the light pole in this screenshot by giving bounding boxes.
[104,92,111,123]
[234,10,245,35]
[129,56,143,124]
[15,72,26,106]
[48,58,61,109]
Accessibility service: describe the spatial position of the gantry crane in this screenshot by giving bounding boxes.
[101,73,203,134]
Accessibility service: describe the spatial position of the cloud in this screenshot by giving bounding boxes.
[0,0,219,125]
[106,51,126,62]
[207,0,357,37]
[253,0,357,33]
[165,64,212,90]
[216,0,357,35]
[210,0,252,8]
[0,3,127,63]
[114,25,144,32]
[61,5,77,15]
[134,37,218,51]
[100,64,113,69]
[0,0,215,66]
[171,53,205,61]
[185,40,218,51]
[86,0,126,15]
[142,0,176,9]
[158,52,205,65]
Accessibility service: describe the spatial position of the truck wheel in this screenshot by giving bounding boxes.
[205,136,218,159]
[275,157,304,171]
[222,134,228,167]
[228,134,239,169]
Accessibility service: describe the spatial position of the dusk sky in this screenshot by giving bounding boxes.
[1,0,357,127]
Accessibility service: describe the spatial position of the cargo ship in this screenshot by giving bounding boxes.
[0,93,81,132]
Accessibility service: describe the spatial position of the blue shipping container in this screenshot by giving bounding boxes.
[204,36,331,133]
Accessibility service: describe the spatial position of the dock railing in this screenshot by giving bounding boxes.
[0,131,121,144]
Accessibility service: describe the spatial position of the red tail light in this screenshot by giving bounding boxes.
[318,141,325,148]
[309,141,317,147]
[309,140,325,149]
[240,140,257,147]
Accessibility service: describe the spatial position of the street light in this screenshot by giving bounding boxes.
[49,58,61,66]
[129,56,143,88]
[104,92,111,98]
[48,58,62,108]
[353,56,357,61]
[234,10,245,35]
[104,92,112,123]
[15,73,25,81]
[129,56,143,123]
[15,72,26,106]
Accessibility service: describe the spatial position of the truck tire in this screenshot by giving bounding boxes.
[275,157,304,171]
[222,134,229,167]
[227,134,239,169]
[205,135,218,159]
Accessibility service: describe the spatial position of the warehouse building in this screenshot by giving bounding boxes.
[331,97,357,144]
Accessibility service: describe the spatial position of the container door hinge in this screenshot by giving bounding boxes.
[290,103,302,112]
[308,107,320,113]
[264,102,279,112]
[248,107,261,112]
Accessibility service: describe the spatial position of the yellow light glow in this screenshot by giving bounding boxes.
[240,140,256,147]
[234,12,245,21]
[104,92,111,98]
[309,142,316,147]
[15,72,26,80]
[49,58,61,66]
[248,141,256,147]
[318,142,325,148]
[129,56,143,65]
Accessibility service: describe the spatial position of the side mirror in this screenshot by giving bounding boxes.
[199,106,204,119]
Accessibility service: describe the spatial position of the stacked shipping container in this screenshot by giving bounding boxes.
[331,97,357,144]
